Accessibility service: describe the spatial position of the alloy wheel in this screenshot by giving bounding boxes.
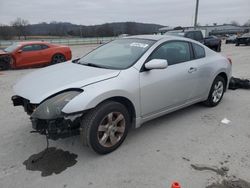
[52,54,65,64]
[212,81,224,103]
[97,112,126,148]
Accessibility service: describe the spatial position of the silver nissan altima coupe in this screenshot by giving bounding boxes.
[12,35,232,154]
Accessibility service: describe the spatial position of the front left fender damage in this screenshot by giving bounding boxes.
[12,91,85,140]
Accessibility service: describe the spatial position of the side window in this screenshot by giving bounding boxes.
[32,44,43,51]
[22,45,34,52]
[194,31,203,41]
[149,41,191,66]
[185,32,195,40]
[193,43,205,59]
[41,44,49,49]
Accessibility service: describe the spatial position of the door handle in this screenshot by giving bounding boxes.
[188,67,197,73]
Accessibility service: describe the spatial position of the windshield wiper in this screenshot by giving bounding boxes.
[81,62,106,69]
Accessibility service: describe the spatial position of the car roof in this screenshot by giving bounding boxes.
[125,34,196,43]
[17,41,50,45]
[125,34,185,41]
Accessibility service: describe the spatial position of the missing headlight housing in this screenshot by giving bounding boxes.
[31,91,81,120]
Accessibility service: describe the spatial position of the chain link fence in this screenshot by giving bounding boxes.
[0,37,118,48]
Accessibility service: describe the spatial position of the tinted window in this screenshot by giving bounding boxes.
[22,44,45,51]
[193,43,205,59]
[32,44,43,50]
[41,44,49,49]
[22,45,34,52]
[185,32,195,39]
[194,31,203,41]
[149,41,191,65]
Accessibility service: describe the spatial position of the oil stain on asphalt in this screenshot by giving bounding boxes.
[191,164,250,188]
[23,147,77,177]
[206,179,250,188]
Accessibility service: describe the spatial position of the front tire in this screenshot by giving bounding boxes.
[81,101,130,154]
[204,76,225,107]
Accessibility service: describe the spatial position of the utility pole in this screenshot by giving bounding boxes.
[80,26,83,38]
[194,0,199,29]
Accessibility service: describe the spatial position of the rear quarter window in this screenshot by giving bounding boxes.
[193,43,205,59]
[41,44,49,49]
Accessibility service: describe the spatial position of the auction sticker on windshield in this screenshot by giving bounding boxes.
[130,42,149,48]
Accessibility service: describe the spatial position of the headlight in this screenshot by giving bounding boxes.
[31,91,81,119]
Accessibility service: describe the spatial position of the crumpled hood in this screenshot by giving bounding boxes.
[13,62,120,103]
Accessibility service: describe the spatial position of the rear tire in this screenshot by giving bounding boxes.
[81,101,130,154]
[51,54,66,64]
[203,76,225,107]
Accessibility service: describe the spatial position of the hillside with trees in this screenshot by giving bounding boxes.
[0,18,164,40]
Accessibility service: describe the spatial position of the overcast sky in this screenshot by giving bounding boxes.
[0,0,249,26]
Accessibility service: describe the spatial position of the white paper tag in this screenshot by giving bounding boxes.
[130,42,149,48]
[221,118,231,124]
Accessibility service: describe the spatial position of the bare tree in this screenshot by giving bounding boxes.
[11,17,29,40]
[0,24,15,40]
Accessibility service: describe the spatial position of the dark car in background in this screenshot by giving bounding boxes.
[204,36,222,52]
[166,30,221,52]
[236,33,250,46]
[225,35,237,44]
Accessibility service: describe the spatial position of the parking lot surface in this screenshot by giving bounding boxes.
[0,43,250,188]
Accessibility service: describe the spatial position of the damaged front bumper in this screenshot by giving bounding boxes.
[12,90,84,139]
[0,54,13,70]
[30,117,81,140]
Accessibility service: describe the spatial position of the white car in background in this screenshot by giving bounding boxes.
[12,35,232,154]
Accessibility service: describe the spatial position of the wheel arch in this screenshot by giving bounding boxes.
[62,90,139,127]
[97,96,136,126]
[51,52,65,58]
[217,72,228,91]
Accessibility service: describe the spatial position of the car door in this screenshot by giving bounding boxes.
[15,44,43,67]
[39,44,51,63]
[139,41,200,117]
[191,42,211,97]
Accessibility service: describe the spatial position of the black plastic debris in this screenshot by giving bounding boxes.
[23,147,78,177]
[229,77,250,90]
[0,55,11,70]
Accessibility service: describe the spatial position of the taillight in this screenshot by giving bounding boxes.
[227,57,232,65]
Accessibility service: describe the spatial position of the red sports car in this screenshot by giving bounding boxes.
[0,41,72,70]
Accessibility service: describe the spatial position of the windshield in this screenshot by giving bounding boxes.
[4,43,20,52]
[78,38,155,69]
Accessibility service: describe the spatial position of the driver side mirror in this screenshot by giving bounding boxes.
[17,49,22,53]
[144,59,168,70]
